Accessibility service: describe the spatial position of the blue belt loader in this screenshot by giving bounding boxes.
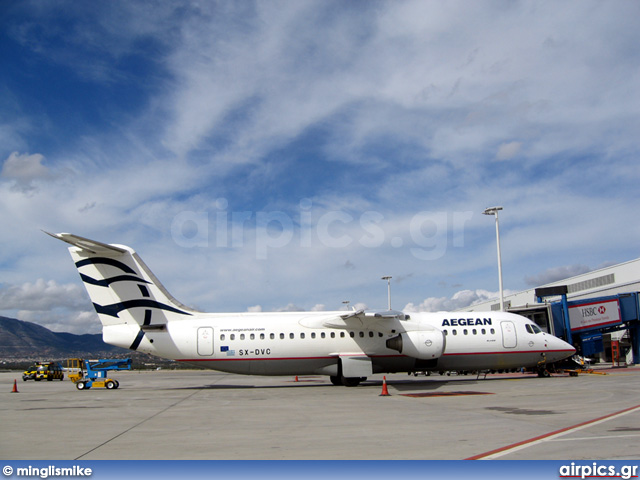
[66,358,132,390]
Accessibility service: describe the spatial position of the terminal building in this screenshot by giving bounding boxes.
[462,258,640,365]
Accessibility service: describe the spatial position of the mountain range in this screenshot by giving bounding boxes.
[0,315,123,361]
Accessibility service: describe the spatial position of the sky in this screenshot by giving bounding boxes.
[1,1,639,334]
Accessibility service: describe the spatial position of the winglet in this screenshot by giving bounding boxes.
[43,231,128,255]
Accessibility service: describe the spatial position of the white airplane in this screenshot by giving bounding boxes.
[47,232,576,386]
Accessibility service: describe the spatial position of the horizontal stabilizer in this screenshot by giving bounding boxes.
[44,231,127,255]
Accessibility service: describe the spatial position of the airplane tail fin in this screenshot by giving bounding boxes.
[46,232,196,350]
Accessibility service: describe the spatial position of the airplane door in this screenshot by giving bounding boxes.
[501,321,517,348]
[197,327,214,356]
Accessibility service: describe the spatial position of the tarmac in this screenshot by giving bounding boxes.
[1,365,639,460]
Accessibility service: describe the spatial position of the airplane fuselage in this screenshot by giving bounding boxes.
[105,310,573,377]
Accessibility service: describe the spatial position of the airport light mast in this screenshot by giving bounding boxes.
[381,276,392,310]
[483,206,505,312]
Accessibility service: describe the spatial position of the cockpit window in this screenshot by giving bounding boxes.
[526,324,543,334]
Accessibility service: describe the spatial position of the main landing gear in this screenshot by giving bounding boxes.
[330,375,367,387]
[537,366,551,377]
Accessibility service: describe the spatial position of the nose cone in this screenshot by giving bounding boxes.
[545,334,576,362]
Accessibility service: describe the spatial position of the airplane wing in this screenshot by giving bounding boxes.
[322,309,366,328]
[299,309,408,330]
[370,309,409,320]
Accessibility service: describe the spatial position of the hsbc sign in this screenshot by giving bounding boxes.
[568,299,621,332]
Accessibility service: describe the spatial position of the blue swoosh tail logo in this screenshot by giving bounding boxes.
[94,299,192,318]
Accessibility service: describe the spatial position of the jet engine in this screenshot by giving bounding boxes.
[386,327,445,359]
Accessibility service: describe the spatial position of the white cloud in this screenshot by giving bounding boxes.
[16,309,100,335]
[1,152,51,191]
[496,141,522,161]
[404,289,516,313]
[0,279,100,334]
[524,265,593,287]
[0,279,87,311]
[276,303,304,313]
[247,304,325,314]
[1,1,639,334]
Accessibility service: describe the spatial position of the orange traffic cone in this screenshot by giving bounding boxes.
[379,376,390,396]
[11,379,19,393]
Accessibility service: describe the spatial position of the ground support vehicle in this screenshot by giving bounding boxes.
[66,358,132,390]
[22,362,64,381]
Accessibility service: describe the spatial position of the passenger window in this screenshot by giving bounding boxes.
[250,333,255,340]
[369,331,374,338]
[452,330,457,335]
[359,331,365,338]
[491,328,495,334]
[240,334,245,340]
[289,333,294,339]
[378,332,383,337]
[300,333,305,339]
[230,334,235,340]
[331,332,335,338]
[270,333,275,339]
[444,330,448,336]
[482,329,486,335]
[311,332,316,339]
[340,332,345,338]
[463,329,468,335]
[349,331,355,338]
[280,333,284,339]
[321,332,326,339]
[260,333,265,340]
[473,329,477,335]
[220,334,225,341]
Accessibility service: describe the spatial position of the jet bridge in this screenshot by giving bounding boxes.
[510,291,640,364]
